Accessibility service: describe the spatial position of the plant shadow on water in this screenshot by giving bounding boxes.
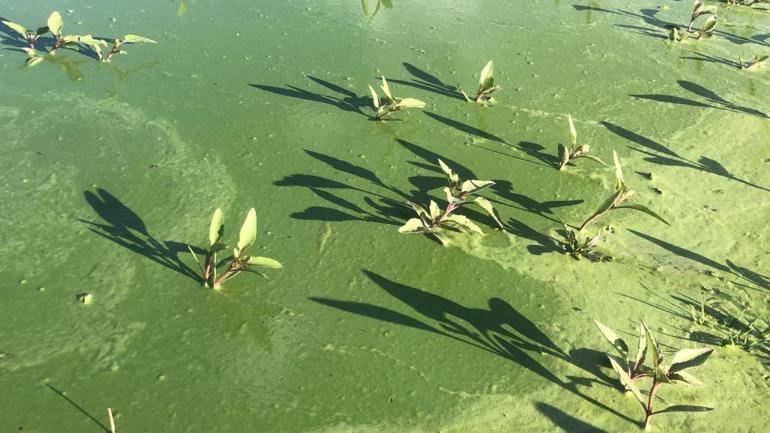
[249,75,371,117]
[384,62,466,101]
[628,229,769,292]
[536,402,610,433]
[631,80,768,118]
[47,384,110,432]
[602,121,769,192]
[80,188,200,283]
[423,111,508,144]
[312,270,637,426]
[680,51,741,69]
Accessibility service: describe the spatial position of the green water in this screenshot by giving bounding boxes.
[1,0,768,432]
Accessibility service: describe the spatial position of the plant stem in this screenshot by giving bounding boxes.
[107,408,116,433]
[643,379,661,430]
[212,260,243,288]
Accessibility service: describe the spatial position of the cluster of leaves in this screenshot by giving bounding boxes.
[561,226,612,262]
[2,11,155,67]
[575,151,670,232]
[361,0,393,18]
[368,76,425,120]
[460,61,501,104]
[399,159,502,245]
[188,208,282,290]
[595,320,714,430]
[739,54,769,70]
[558,114,607,171]
[670,1,718,41]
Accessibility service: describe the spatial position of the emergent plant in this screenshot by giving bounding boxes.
[595,320,714,430]
[460,60,501,103]
[368,75,425,120]
[670,1,717,41]
[1,13,52,48]
[575,151,670,231]
[399,159,503,245]
[189,208,282,290]
[739,54,769,70]
[561,226,612,262]
[558,114,607,170]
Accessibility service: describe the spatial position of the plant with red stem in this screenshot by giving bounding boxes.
[595,320,715,430]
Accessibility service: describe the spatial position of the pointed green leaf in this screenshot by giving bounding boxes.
[634,322,647,371]
[3,21,28,38]
[47,11,63,37]
[368,85,380,109]
[399,218,426,234]
[567,114,577,147]
[669,371,704,386]
[35,26,49,36]
[608,355,645,406]
[461,180,495,194]
[558,143,569,169]
[594,320,630,360]
[613,150,625,190]
[209,208,224,246]
[668,347,713,373]
[247,256,282,269]
[642,321,660,368]
[428,200,441,220]
[701,16,717,34]
[406,201,429,219]
[473,196,503,228]
[478,60,494,88]
[443,214,484,235]
[236,208,257,253]
[396,98,425,109]
[380,75,393,101]
[615,204,670,226]
[123,34,156,44]
[438,159,454,179]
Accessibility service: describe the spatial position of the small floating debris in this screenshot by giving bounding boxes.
[76,293,94,305]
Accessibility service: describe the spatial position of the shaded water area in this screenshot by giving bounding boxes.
[0,0,768,432]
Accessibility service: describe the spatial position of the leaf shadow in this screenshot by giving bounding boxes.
[249,75,371,118]
[632,80,768,118]
[424,111,508,144]
[384,62,466,101]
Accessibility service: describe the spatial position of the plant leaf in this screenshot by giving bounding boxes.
[2,21,28,37]
[47,11,63,37]
[615,204,670,226]
[123,34,156,44]
[428,200,441,220]
[35,26,49,36]
[607,355,645,406]
[406,201,429,219]
[594,320,630,360]
[558,143,569,169]
[380,75,393,101]
[567,114,577,147]
[443,214,484,235]
[247,256,282,269]
[667,347,713,373]
[642,321,660,369]
[653,405,713,415]
[396,98,425,109]
[478,60,494,89]
[461,180,495,194]
[368,85,380,109]
[473,196,503,228]
[580,154,609,167]
[701,16,717,34]
[209,208,224,246]
[399,218,426,234]
[613,150,625,190]
[669,371,704,386]
[634,322,647,372]
[438,159,454,179]
[236,208,257,254]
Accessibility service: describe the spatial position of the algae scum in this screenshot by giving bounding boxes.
[0,0,769,432]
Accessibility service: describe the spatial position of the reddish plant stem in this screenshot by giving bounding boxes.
[643,379,662,430]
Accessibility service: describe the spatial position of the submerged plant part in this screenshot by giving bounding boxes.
[399,159,502,245]
[1,12,54,49]
[576,151,670,231]
[189,208,282,290]
[368,75,425,120]
[562,226,612,262]
[739,54,769,69]
[595,320,714,430]
[558,114,607,170]
[460,61,501,103]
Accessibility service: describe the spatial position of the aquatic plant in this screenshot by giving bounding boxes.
[558,114,607,170]
[687,1,717,32]
[93,35,157,62]
[739,54,769,69]
[1,12,57,49]
[368,76,425,120]
[361,0,393,17]
[670,1,717,41]
[595,320,714,430]
[399,159,502,245]
[189,208,282,289]
[688,294,770,351]
[561,226,612,262]
[460,61,501,103]
[575,151,669,231]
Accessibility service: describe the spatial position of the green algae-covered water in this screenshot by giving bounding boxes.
[1,1,768,432]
